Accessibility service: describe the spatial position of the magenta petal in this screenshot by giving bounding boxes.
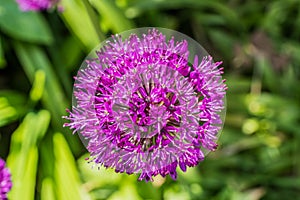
[169,170,177,180]
[178,66,190,76]
[16,0,60,12]
[190,71,199,79]
[0,158,12,199]
[179,160,187,172]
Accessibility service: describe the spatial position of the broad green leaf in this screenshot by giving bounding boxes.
[7,110,50,159]
[90,0,134,33]
[0,0,53,44]
[8,147,39,200]
[59,0,104,50]
[53,132,91,200]
[7,110,50,200]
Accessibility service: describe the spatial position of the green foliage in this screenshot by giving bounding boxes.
[89,0,134,33]
[0,0,53,44]
[0,0,300,199]
[0,90,26,127]
[59,0,104,50]
[7,110,50,200]
[53,132,90,200]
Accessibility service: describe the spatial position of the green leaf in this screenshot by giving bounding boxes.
[90,0,134,33]
[9,110,50,154]
[14,41,83,156]
[53,132,91,200]
[59,0,103,50]
[7,110,50,200]
[8,147,39,200]
[13,42,68,127]
[0,90,27,127]
[0,90,27,108]
[47,35,80,97]
[60,35,84,71]
[0,0,53,44]
[0,97,17,127]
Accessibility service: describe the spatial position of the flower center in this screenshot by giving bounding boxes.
[128,84,180,129]
[94,62,200,153]
[111,82,182,151]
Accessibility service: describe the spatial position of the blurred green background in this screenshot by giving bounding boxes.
[1,0,300,199]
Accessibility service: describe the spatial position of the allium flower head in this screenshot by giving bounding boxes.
[0,158,12,199]
[64,28,227,181]
[16,0,60,11]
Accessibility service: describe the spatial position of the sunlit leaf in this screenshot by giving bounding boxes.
[59,0,103,50]
[53,132,91,200]
[7,110,50,200]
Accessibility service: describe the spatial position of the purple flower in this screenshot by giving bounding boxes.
[64,28,227,181]
[0,158,12,199]
[16,0,60,11]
